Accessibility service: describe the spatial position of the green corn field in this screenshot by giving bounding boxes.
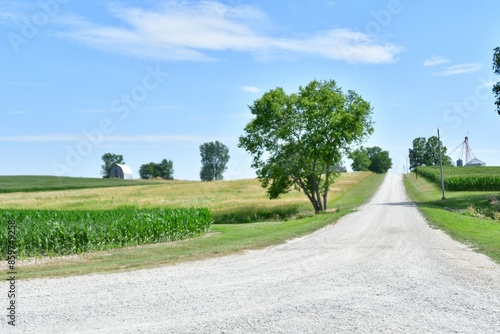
[416,166,500,191]
[0,208,212,258]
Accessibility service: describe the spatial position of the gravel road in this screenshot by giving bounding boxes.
[2,174,500,333]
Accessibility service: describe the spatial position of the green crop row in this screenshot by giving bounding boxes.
[0,175,156,193]
[417,166,500,191]
[0,208,212,258]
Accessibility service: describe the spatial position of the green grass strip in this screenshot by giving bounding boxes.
[404,174,500,264]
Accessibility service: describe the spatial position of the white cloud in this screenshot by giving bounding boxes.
[0,1,32,26]
[56,2,402,64]
[75,108,108,113]
[434,63,482,76]
[479,81,495,88]
[104,135,205,143]
[143,105,178,112]
[3,81,46,87]
[0,134,81,142]
[0,134,206,143]
[4,111,28,115]
[243,86,260,93]
[423,55,450,67]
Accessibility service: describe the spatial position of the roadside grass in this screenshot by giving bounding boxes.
[5,172,384,279]
[403,174,500,263]
[0,175,156,193]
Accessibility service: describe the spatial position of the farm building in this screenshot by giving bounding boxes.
[453,137,486,167]
[466,158,486,167]
[109,164,133,179]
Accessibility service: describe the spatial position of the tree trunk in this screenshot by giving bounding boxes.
[322,166,331,211]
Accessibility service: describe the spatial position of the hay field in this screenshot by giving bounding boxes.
[0,172,372,223]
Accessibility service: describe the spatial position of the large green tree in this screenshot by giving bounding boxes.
[493,47,500,115]
[101,153,124,178]
[199,141,230,181]
[239,79,374,213]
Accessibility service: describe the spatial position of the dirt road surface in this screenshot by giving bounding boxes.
[2,174,499,333]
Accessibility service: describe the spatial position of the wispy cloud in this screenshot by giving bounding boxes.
[4,111,28,115]
[0,1,32,26]
[423,55,450,67]
[0,134,207,143]
[75,108,108,113]
[2,81,46,87]
[105,135,205,143]
[0,134,81,143]
[55,2,402,64]
[479,81,495,88]
[243,86,260,93]
[142,105,178,112]
[434,63,482,76]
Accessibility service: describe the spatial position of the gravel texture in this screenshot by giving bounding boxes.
[1,174,500,333]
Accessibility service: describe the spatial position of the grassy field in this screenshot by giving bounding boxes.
[0,175,155,193]
[0,172,375,224]
[1,172,384,279]
[404,174,500,263]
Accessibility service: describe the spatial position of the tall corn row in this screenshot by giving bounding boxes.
[0,208,212,258]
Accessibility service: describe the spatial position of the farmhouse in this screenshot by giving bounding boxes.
[109,164,133,179]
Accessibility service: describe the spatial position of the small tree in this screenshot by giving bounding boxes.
[101,153,124,178]
[239,79,373,213]
[160,159,174,179]
[139,162,157,179]
[366,147,392,174]
[199,141,230,181]
[409,137,426,177]
[493,47,500,114]
[139,159,174,179]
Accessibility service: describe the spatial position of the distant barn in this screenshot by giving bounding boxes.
[109,164,133,179]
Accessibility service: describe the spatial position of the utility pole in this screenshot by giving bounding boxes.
[437,128,445,200]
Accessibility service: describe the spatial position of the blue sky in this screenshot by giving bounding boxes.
[1,0,499,180]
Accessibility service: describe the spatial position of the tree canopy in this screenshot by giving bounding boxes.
[139,159,174,179]
[199,141,230,181]
[493,47,500,115]
[101,153,124,178]
[350,146,392,174]
[238,79,374,213]
[409,136,452,170]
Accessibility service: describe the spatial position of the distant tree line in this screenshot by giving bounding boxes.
[408,136,452,179]
[409,136,452,170]
[100,140,230,181]
[349,146,392,174]
[139,159,174,179]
